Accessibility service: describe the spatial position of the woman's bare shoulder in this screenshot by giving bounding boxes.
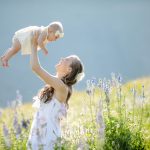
[54,83,69,103]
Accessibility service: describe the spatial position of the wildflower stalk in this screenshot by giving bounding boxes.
[86,79,95,122]
[105,92,110,119]
[2,123,11,148]
[132,85,136,123]
[118,86,122,118]
[139,85,145,131]
[123,96,127,122]
[89,94,94,122]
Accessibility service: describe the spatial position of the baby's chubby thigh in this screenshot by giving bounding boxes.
[12,36,21,52]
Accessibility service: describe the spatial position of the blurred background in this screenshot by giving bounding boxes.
[0,0,150,107]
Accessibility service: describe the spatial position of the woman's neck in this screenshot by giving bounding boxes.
[56,73,64,79]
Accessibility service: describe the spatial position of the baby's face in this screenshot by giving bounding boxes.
[47,32,59,42]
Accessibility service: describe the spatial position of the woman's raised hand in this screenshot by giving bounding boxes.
[31,32,38,49]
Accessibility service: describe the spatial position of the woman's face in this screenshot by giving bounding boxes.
[55,56,75,77]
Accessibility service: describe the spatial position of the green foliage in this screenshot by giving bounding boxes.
[104,116,146,150]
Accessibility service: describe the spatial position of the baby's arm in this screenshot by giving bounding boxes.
[37,31,48,55]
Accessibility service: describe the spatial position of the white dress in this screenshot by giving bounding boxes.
[26,96,67,150]
[13,26,49,55]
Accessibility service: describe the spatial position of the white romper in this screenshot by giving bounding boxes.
[13,26,49,55]
[26,96,67,150]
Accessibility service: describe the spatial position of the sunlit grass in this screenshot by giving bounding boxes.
[0,75,150,149]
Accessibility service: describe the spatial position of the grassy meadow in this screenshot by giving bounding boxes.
[0,74,150,150]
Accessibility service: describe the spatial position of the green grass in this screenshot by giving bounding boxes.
[0,76,150,150]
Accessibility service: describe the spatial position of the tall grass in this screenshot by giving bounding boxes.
[0,74,150,150]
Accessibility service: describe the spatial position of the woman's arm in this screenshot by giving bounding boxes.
[30,44,68,102]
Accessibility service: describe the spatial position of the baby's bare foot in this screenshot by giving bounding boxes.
[0,56,9,67]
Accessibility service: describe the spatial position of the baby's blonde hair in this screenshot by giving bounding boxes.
[48,21,64,37]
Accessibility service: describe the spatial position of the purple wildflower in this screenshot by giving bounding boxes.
[102,79,111,95]
[10,90,23,108]
[97,79,103,89]
[16,90,23,106]
[0,109,2,118]
[96,99,103,124]
[111,73,122,87]
[3,123,11,147]
[142,85,145,99]
[111,72,117,87]
[117,74,122,84]
[96,111,103,124]
[21,118,30,129]
[13,112,19,128]
[91,77,97,86]
[3,123,9,137]
[77,138,89,150]
[98,125,105,139]
[15,124,22,139]
[96,99,105,139]
[131,86,136,97]
[86,80,92,95]
[13,111,22,138]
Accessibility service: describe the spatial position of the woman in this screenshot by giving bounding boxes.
[26,42,85,150]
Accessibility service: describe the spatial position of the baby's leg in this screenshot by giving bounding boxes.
[1,38,21,67]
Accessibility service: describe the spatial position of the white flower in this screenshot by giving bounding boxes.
[55,30,64,38]
[32,96,41,108]
[76,72,85,82]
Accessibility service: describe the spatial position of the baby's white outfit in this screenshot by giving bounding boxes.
[26,96,67,150]
[13,26,49,55]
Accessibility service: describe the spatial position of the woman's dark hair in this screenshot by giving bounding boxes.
[37,55,84,109]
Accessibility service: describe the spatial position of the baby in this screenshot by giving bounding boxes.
[0,21,64,67]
